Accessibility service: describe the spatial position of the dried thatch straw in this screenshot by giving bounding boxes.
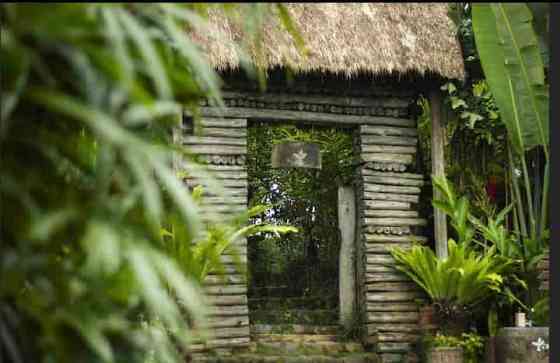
[190,3,465,81]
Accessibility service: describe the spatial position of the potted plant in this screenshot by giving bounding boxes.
[390,239,509,335]
[424,333,464,363]
[422,332,484,363]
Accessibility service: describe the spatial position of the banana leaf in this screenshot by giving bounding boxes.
[527,3,549,67]
[472,4,549,157]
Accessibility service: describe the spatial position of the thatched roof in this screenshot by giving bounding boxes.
[192,3,465,81]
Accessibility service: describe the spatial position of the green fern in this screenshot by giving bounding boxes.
[391,239,510,308]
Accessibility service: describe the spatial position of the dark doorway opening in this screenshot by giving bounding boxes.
[246,121,354,327]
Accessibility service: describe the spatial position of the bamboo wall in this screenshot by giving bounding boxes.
[178,79,427,363]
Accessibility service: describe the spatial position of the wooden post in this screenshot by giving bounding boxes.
[429,89,448,259]
[338,185,356,329]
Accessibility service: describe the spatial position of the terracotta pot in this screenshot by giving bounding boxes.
[419,305,438,332]
[427,347,464,363]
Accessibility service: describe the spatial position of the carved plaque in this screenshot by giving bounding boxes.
[271,142,321,169]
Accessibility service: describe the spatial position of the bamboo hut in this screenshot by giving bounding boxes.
[180,4,465,362]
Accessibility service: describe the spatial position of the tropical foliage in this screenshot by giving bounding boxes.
[393,173,548,338]
[422,4,549,251]
[438,79,508,209]
[416,4,509,220]
[414,4,550,334]
[391,239,508,318]
[161,189,298,283]
[1,3,302,363]
[472,3,549,241]
[432,176,547,317]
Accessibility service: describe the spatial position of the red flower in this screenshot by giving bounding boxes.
[486,176,497,202]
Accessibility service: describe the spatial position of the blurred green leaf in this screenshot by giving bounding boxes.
[118,8,172,99]
[29,208,78,241]
[81,221,122,276]
[1,3,303,362]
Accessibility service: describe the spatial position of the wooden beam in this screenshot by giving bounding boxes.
[429,89,448,259]
[182,144,247,155]
[362,226,411,235]
[183,136,247,146]
[360,153,414,164]
[362,210,419,218]
[360,125,418,137]
[360,135,417,146]
[362,184,421,195]
[361,175,424,187]
[363,217,427,226]
[194,107,415,127]
[360,145,417,154]
[196,117,247,128]
[367,323,420,334]
[221,91,411,108]
[360,170,424,180]
[362,234,427,243]
[362,192,419,203]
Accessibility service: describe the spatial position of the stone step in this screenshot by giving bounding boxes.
[249,309,338,324]
[378,352,417,363]
[255,340,365,355]
[251,324,339,335]
[249,298,337,310]
[191,352,379,363]
[252,334,338,343]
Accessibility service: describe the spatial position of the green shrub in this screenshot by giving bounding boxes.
[425,175,548,330]
[422,332,484,363]
[531,296,549,326]
[391,239,509,323]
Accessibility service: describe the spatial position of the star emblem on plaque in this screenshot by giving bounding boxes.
[271,142,321,169]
